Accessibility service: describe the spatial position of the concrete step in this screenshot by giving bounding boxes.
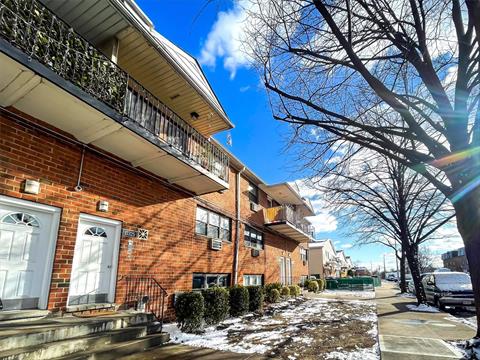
[0,326,152,360]
[0,311,50,322]
[53,333,170,360]
[0,312,154,352]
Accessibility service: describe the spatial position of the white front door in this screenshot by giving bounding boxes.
[68,214,121,306]
[0,196,60,310]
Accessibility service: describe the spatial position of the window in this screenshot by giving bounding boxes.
[192,273,231,290]
[2,212,39,227]
[299,275,308,285]
[195,207,231,241]
[300,248,308,262]
[244,225,264,249]
[244,274,263,286]
[84,227,107,237]
[248,182,259,204]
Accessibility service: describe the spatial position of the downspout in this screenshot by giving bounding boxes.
[233,166,246,285]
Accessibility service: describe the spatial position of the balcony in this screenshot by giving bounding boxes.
[264,205,315,243]
[0,0,229,194]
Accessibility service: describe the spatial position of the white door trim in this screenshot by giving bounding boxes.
[68,213,122,306]
[0,195,61,309]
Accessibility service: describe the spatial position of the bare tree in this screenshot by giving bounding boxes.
[417,247,437,273]
[244,0,480,335]
[312,152,454,304]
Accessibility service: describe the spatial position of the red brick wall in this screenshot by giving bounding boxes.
[0,111,308,318]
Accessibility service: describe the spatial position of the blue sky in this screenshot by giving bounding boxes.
[136,0,463,271]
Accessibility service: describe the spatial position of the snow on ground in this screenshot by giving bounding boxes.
[446,313,477,330]
[164,296,379,359]
[397,292,416,298]
[406,304,440,313]
[321,290,376,299]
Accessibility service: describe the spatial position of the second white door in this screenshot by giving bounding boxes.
[68,214,121,306]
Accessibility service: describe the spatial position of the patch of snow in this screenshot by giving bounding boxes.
[325,345,379,360]
[322,290,376,299]
[397,292,416,298]
[446,315,477,329]
[406,304,440,313]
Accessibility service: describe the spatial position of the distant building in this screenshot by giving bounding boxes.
[308,240,353,278]
[442,247,469,272]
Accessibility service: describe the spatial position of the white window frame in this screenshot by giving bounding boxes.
[244,274,263,286]
[195,206,231,242]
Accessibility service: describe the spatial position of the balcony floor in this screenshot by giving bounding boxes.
[265,222,312,243]
[0,45,228,195]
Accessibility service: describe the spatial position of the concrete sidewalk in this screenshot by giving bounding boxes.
[120,343,270,360]
[377,282,475,359]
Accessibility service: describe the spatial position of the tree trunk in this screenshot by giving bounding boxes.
[399,252,407,293]
[453,187,480,338]
[405,244,427,305]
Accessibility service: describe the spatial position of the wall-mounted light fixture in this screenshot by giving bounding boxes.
[97,200,109,212]
[23,179,40,195]
[190,111,199,121]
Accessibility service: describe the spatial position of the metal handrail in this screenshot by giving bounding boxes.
[123,275,168,332]
[0,0,229,182]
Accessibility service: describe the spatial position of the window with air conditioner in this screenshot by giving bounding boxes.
[244,225,264,249]
[195,206,231,242]
[300,248,308,262]
[248,182,259,204]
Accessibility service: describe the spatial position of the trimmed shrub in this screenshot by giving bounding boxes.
[307,280,319,293]
[289,285,301,297]
[264,283,282,294]
[316,279,325,291]
[229,285,249,316]
[202,287,230,325]
[175,291,204,333]
[266,288,281,303]
[280,286,290,297]
[246,285,264,312]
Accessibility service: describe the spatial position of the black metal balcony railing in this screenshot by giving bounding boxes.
[264,205,315,238]
[0,0,229,182]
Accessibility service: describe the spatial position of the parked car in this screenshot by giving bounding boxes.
[422,272,474,310]
[386,274,397,281]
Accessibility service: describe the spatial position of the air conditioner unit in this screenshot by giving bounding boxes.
[210,238,222,251]
[250,202,261,212]
[251,249,260,257]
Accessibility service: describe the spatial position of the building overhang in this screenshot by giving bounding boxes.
[0,42,228,195]
[39,0,233,137]
[259,183,314,216]
[265,222,313,243]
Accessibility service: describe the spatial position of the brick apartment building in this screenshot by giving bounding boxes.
[0,0,314,317]
[442,247,469,273]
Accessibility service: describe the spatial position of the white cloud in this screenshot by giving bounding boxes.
[341,243,353,249]
[199,1,251,79]
[239,85,251,92]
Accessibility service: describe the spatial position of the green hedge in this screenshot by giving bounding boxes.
[264,283,282,294]
[289,285,301,297]
[175,291,204,333]
[280,286,290,297]
[229,286,249,316]
[246,286,264,312]
[266,288,281,303]
[306,279,319,293]
[316,279,325,291]
[202,287,230,325]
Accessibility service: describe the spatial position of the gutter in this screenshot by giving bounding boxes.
[233,166,246,285]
